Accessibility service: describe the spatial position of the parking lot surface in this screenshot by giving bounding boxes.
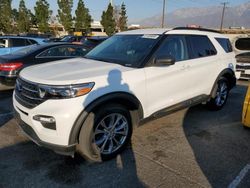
[0,81,249,188]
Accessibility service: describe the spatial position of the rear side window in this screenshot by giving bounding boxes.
[10,38,27,47]
[215,38,233,53]
[187,35,217,59]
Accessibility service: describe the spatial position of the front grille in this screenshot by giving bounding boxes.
[240,73,250,79]
[15,78,46,109]
[236,64,250,70]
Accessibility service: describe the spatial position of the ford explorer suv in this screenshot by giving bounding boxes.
[14,28,237,162]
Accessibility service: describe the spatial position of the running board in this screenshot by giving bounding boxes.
[140,94,210,125]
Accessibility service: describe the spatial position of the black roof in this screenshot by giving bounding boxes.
[173,27,221,34]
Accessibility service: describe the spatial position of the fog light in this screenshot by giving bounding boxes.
[33,115,56,130]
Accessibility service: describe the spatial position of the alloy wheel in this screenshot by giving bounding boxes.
[93,113,129,155]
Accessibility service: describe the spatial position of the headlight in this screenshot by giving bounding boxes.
[38,82,95,99]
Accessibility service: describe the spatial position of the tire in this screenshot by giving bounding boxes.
[77,104,132,162]
[207,77,229,110]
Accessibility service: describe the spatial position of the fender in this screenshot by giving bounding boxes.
[210,68,236,97]
[68,92,144,145]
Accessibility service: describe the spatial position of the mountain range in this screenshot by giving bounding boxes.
[138,2,250,28]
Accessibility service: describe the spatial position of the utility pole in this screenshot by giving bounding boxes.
[220,2,229,31]
[161,0,166,28]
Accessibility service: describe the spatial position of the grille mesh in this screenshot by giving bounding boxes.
[15,78,46,109]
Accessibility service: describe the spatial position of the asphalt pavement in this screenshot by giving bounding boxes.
[0,80,249,188]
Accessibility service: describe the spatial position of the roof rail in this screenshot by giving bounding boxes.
[173,27,221,34]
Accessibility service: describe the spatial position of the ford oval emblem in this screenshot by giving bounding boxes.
[38,88,46,98]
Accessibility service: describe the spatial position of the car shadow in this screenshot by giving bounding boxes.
[0,141,145,187]
[0,90,14,127]
[0,69,145,187]
[183,85,250,187]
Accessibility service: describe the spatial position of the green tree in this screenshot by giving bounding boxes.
[101,3,116,36]
[0,0,13,33]
[29,10,38,26]
[57,0,73,33]
[118,2,128,31]
[75,0,92,32]
[12,8,19,23]
[35,0,52,33]
[17,0,30,33]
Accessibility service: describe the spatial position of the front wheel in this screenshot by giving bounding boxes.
[77,104,132,162]
[207,77,229,110]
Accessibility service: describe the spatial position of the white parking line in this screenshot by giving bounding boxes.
[228,164,250,188]
[0,112,14,117]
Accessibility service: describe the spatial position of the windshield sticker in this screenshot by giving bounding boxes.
[141,35,159,39]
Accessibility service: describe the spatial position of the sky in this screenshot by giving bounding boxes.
[12,0,250,23]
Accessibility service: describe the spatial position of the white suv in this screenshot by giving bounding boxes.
[14,28,237,162]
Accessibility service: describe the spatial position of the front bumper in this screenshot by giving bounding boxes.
[15,109,76,156]
[13,91,86,147]
[236,62,250,80]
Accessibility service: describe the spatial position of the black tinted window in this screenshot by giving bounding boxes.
[187,35,217,58]
[215,38,232,53]
[235,38,250,51]
[38,46,87,57]
[11,38,27,47]
[28,39,38,45]
[155,35,189,62]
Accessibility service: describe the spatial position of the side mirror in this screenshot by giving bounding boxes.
[154,55,175,66]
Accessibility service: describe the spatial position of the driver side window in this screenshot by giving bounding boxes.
[154,35,189,62]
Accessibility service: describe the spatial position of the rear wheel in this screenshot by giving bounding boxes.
[77,104,132,162]
[207,77,229,110]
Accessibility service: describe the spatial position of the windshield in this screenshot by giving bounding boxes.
[85,34,160,67]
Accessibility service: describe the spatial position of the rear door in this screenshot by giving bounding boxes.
[184,35,219,97]
[9,38,27,53]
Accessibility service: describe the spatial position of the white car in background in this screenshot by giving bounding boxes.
[232,36,250,80]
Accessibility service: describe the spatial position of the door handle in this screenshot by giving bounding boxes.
[180,65,190,70]
[180,66,186,70]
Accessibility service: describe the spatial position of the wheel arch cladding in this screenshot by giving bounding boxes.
[210,68,236,98]
[68,92,144,145]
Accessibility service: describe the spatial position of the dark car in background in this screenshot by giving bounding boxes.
[0,43,88,90]
[80,36,108,50]
[60,35,85,43]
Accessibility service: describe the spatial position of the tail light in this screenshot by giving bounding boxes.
[0,62,23,71]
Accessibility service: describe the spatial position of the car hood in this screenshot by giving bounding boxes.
[20,57,134,85]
